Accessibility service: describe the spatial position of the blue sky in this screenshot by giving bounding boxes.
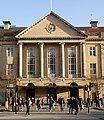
[0,0,104,27]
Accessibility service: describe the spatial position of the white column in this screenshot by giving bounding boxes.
[40,43,44,78]
[19,43,23,78]
[76,46,78,77]
[61,43,65,78]
[101,44,104,77]
[83,43,86,77]
[80,43,83,77]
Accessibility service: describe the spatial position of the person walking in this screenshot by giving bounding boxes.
[58,97,65,111]
[67,97,73,114]
[73,97,79,115]
[49,96,54,112]
[25,97,32,115]
[36,98,41,112]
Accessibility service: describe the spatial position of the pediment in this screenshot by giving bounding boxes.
[16,11,86,38]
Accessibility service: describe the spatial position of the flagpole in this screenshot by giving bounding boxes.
[51,0,52,11]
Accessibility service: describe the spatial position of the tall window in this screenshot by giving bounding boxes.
[7,47,13,56]
[68,47,76,75]
[90,63,96,74]
[48,47,55,74]
[90,47,96,56]
[27,48,35,77]
[6,64,13,75]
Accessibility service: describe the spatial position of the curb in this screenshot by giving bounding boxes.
[92,107,104,111]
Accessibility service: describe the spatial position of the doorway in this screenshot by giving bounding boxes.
[26,83,35,99]
[70,82,79,98]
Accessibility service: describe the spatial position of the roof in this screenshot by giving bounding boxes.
[76,27,104,37]
[0,27,26,41]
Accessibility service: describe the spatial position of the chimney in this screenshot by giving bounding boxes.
[3,21,11,29]
[90,21,98,28]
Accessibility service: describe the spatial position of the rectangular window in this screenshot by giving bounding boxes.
[68,47,76,75]
[6,64,13,75]
[7,47,13,56]
[90,47,96,56]
[27,48,35,78]
[48,47,55,74]
[90,63,96,74]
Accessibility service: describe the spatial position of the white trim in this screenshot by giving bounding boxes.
[18,39,84,44]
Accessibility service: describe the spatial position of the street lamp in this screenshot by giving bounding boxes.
[85,83,91,113]
[14,85,18,114]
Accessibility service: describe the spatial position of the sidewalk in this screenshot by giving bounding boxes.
[0,104,104,113]
[0,104,69,113]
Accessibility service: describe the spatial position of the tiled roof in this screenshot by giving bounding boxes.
[0,27,26,40]
[76,27,104,37]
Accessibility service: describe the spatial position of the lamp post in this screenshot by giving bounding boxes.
[85,83,91,113]
[14,85,18,114]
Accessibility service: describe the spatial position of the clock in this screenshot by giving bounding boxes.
[46,23,56,33]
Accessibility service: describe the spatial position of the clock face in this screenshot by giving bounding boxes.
[46,23,56,33]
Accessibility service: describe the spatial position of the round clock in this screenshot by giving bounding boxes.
[46,23,56,33]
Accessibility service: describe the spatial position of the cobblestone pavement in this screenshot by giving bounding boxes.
[0,105,104,120]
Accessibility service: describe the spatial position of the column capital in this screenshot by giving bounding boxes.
[17,42,23,45]
[38,42,44,45]
[80,42,84,45]
[59,42,65,45]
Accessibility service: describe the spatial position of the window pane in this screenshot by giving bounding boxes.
[48,48,55,74]
[27,48,35,77]
[68,47,76,75]
[90,63,96,74]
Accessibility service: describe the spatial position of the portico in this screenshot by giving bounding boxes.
[16,11,87,100]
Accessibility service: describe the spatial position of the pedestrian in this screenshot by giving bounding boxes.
[18,96,23,111]
[58,97,65,111]
[11,97,14,112]
[41,98,44,109]
[49,96,54,112]
[5,98,9,111]
[73,97,79,115]
[79,98,84,110]
[36,98,41,112]
[67,97,73,114]
[25,97,32,115]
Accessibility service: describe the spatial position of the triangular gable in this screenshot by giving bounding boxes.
[16,11,87,38]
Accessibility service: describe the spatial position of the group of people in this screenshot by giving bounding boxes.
[6,95,85,115]
[67,97,84,115]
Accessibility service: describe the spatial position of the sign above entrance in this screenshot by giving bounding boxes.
[45,23,56,33]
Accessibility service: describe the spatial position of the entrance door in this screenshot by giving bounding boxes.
[70,82,79,98]
[48,83,57,100]
[26,83,35,99]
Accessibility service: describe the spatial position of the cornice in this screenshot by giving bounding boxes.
[17,36,86,40]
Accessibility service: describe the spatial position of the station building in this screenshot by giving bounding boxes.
[0,11,104,103]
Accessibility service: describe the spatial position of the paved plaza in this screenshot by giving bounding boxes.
[0,106,104,120]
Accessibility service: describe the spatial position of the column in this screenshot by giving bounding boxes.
[80,43,83,77]
[40,43,44,78]
[61,43,65,78]
[83,43,86,77]
[19,43,23,78]
[101,44,104,77]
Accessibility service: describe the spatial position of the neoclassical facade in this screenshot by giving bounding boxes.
[0,11,104,103]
